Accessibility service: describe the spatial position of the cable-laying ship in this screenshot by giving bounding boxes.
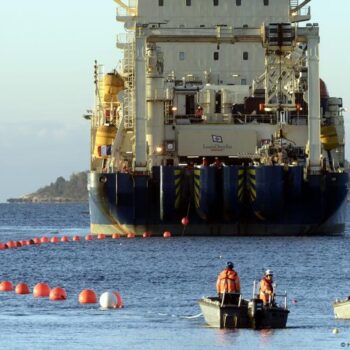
[86,0,348,236]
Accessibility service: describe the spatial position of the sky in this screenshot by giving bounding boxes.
[0,0,349,202]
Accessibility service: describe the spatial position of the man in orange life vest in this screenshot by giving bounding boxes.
[259,269,274,305]
[216,261,241,303]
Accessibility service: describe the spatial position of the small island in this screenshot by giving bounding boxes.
[7,172,88,203]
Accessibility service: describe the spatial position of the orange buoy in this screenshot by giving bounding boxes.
[61,235,69,242]
[6,241,16,249]
[112,233,120,239]
[49,287,67,301]
[0,243,5,250]
[142,232,151,238]
[27,239,35,245]
[97,233,106,240]
[127,233,135,239]
[40,236,49,244]
[33,237,41,244]
[0,281,14,292]
[15,283,30,295]
[85,234,93,241]
[113,291,124,308]
[79,289,97,304]
[181,216,189,226]
[16,241,22,247]
[33,282,50,298]
[20,240,27,246]
[72,235,80,241]
[50,236,59,243]
[163,231,172,238]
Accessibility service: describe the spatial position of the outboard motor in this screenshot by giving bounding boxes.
[248,298,264,329]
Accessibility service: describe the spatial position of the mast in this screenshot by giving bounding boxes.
[306,24,321,174]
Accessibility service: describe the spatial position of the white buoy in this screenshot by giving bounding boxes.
[333,328,340,334]
[99,292,117,309]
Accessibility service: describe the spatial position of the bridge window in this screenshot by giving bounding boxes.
[159,0,164,6]
[214,0,219,6]
[263,0,269,5]
[186,0,191,5]
[179,52,185,61]
[236,0,241,5]
[241,78,247,85]
[243,51,249,60]
[214,52,219,60]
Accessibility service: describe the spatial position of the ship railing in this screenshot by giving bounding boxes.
[290,6,311,23]
[171,113,309,126]
[232,114,277,125]
[290,0,311,23]
[115,0,137,22]
[116,33,135,50]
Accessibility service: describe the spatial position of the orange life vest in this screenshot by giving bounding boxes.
[216,268,240,294]
[259,277,274,304]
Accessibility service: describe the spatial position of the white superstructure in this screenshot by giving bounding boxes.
[89,0,345,175]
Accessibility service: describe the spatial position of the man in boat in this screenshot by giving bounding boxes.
[216,261,241,304]
[259,269,275,305]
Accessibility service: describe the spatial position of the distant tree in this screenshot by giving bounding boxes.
[25,171,88,202]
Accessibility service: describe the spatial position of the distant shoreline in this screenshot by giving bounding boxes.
[6,171,88,204]
[6,198,88,203]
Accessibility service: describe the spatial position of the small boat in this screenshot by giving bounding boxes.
[333,298,350,319]
[198,283,289,329]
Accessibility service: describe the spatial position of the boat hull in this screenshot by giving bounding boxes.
[88,165,348,236]
[198,297,289,329]
[334,300,350,319]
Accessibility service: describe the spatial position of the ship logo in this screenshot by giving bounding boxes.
[212,135,223,143]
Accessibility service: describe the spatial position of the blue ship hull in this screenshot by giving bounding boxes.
[88,166,348,236]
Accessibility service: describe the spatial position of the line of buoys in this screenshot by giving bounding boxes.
[1,280,124,309]
[49,287,67,301]
[79,289,97,304]
[0,230,177,251]
[33,282,51,298]
[15,282,30,295]
[0,281,14,292]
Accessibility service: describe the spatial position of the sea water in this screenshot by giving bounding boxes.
[0,203,350,350]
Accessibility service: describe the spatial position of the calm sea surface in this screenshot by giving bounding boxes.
[1,203,350,350]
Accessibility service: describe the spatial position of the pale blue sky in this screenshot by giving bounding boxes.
[0,0,349,202]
